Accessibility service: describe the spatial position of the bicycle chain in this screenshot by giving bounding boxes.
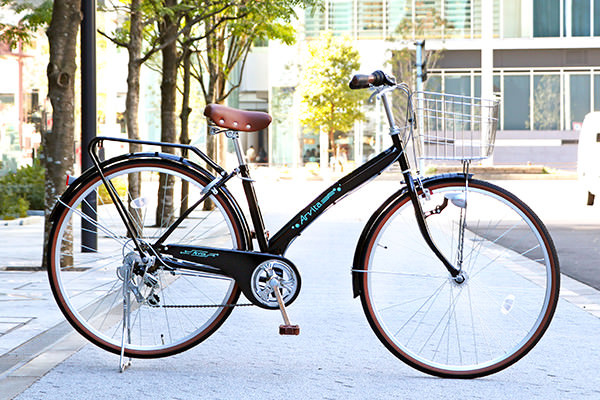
[149,302,254,309]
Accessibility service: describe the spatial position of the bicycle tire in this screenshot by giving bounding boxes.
[356,177,560,378]
[47,157,248,358]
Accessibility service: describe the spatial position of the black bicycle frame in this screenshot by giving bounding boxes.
[87,114,460,278]
[265,145,402,255]
[259,133,459,277]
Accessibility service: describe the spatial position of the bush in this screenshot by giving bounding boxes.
[0,193,28,220]
[0,160,45,219]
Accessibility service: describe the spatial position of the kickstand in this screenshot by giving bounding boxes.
[119,268,133,372]
[119,331,132,372]
[273,284,300,335]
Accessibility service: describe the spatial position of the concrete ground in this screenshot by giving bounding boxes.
[1,175,599,399]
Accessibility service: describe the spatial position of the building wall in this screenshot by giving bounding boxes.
[251,0,600,170]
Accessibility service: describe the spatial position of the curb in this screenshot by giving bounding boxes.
[0,215,43,227]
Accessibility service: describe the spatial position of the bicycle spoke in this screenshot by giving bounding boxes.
[361,181,558,377]
[48,161,242,358]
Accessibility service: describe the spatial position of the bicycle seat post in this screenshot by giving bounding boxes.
[225,129,270,251]
[226,130,247,167]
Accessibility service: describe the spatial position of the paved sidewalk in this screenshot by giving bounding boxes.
[1,177,599,399]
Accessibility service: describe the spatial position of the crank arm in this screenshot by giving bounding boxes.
[273,283,300,335]
[156,244,301,309]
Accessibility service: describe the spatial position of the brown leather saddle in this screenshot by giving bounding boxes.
[204,104,272,132]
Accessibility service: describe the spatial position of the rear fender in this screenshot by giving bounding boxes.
[48,153,252,250]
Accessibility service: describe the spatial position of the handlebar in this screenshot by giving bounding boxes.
[349,70,396,89]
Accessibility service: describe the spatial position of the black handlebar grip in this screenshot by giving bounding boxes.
[349,74,371,89]
[372,70,395,86]
[349,70,396,89]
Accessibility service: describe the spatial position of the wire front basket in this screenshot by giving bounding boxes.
[412,91,500,162]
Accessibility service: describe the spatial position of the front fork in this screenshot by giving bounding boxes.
[401,169,464,280]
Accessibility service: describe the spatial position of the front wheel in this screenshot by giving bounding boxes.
[356,178,560,378]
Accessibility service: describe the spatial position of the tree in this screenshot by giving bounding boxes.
[387,6,447,86]
[0,0,52,48]
[155,0,236,224]
[45,0,81,265]
[99,0,232,224]
[297,32,365,167]
[191,0,312,166]
[99,0,151,230]
[0,1,60,266]
[386,7,447,122]
[0,0,80,265]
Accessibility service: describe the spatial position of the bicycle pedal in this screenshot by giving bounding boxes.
[279,324,300,335]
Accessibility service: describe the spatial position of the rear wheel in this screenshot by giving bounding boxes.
[47,158,246,358]
[357,178,560,378]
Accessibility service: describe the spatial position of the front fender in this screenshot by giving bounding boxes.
[351,173,471,298]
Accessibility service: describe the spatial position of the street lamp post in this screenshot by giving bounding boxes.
[81,0,97,252]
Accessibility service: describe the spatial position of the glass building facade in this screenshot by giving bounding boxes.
[421,68,600,131]
[263,0,600,168]
[305,0,600,39]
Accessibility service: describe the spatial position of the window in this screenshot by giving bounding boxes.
[533,75,560,130]
[572,0,591,36]
[0,94,14,105]
[445,0,474,38]
[271,87,296,165]
[494,75,502,128]
[594,75,600,110]
[329,0,354,34]
[445,75,471,96]
[387,0,409,36]
[425,69,600,131]
[502,0,524,38]
[358,0,384,38]
[570,74,591,127]
[504,75,530,130]
[531,0,600,37]
[533,0,560,37]
[425,75,442,92]
[595,0,600,35]
[413,0,443,39]
[305,6,326,38]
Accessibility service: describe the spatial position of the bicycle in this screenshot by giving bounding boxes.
[46,70,560,378]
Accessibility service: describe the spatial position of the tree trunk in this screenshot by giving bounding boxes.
[201,20,224,212]
[179,17,192,215]
[204,23,218,167]
[156,0,178,227]
[126,0,143,234]
[43,0,81,267]
[215,29,227,166]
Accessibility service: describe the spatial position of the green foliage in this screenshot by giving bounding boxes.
[227,0,312,45]
[298,32,366,138]
[193,0,317,104]
[0,0,52,49]
[0,195,28,220]
[0,160,45,219]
